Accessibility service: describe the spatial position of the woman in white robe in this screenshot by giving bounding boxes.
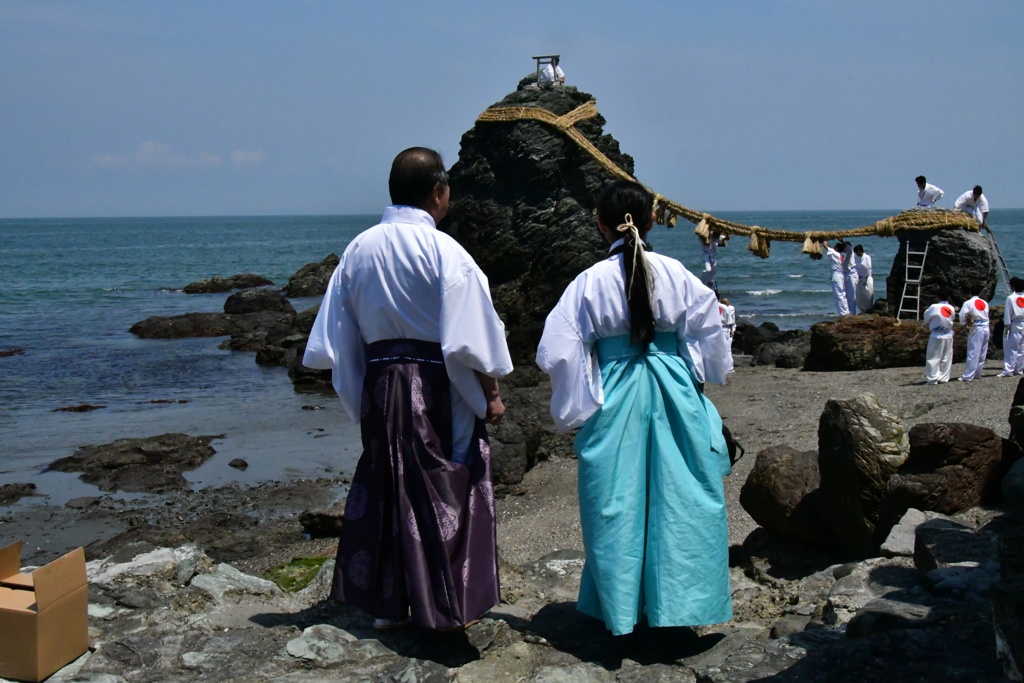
[536,180,733,636]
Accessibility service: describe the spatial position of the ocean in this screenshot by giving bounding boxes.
[2,210,1022,503]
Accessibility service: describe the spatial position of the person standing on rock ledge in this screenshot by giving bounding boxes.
[537,180,733,636]
[303,147,513,632]
[853,244,874,313]
[923,288,956,384]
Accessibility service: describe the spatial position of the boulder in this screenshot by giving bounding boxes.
[732,322,781,356]
[183,273,273,294]
[886,226,998,316]
[817,395,909,556]
[283,254,339,298]
[223,288,295,315]
[130,310,291,339]
[752,329,811,369]
[883,423,1008,522]
[738,446,830,547]
[46,433,220,493]
[441,82,635,365]
[803,315,968,371]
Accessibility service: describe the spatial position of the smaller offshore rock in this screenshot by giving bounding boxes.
[46,433,220,493]
[183,273,273,294]
[284,254,339,298]
[0,482,39,506]
[223,288,295,315]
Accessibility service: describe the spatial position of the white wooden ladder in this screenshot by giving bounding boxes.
[898,240,929,320]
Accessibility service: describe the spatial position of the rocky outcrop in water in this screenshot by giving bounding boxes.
[183,273,273,294]
[46,433,221,493]
[441,82,635,365]
[885,226,998,316]
[283,254,339,298]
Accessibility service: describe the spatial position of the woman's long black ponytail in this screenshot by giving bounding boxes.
[597,180,656,346]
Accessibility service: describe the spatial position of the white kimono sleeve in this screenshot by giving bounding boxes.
[439,264,514,418]
[536,278,602,432]
[301,265,366,422]
[680,282,731,386]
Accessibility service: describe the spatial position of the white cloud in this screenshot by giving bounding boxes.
[198,152,222,166]
[135,140,188,166]
[94,154,128,168]
[231,150,265,166]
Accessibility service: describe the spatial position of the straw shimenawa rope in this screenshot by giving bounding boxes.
[476,101,981,259]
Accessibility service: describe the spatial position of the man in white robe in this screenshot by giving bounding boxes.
[838,239,858,314]
[1000,278,1024,377]
[915,176,944,207]
[954,186,989,228]
[539,57,565,87]
[823,242,849,316]
[958,294,990,382]
[303,147,513,630]
[700,232,727,296]
[853,244,874,313]
[923,291,956,384]
[719,297,736,373]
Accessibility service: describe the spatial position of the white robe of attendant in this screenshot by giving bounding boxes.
[825,247,849,316]
[700,239,721,288]
[959,296,990,381]
[954,191,990,224]
[917,183,944,207]
[923,301,956,383]
[1004,292,1024,376]
[854,253,874,312]
[841,243,858,313]
[536,239,731,432]
[303,205,514,460]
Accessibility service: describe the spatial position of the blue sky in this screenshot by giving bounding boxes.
[1,1,1021,217]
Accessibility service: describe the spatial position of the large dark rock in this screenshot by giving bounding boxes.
[739,446,830,547]
[752,329,811,369]
[732,322,781,356]
[441,84,635,365]
[284,254,339,298]
[803,315,967,371]
[884,423,1008,519]
[183,273,273,294]
[223,288,295,315]
[817,395,909,557]
[46,433,220,493]
[886,226,998,316]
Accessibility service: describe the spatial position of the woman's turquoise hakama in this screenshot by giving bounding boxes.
[575,333,732,636]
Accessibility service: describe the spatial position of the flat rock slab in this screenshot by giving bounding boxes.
[46,432,220,493]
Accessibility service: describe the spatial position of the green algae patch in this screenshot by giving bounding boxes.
[263,556,329,592]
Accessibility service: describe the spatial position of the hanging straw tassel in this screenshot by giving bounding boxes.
[758,238,771,258]
[747,228,762,256]
[694,216,711,242]
[801,234,824,259]
[667,212,678,228]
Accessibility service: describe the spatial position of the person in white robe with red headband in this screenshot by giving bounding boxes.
[958,295,990,382]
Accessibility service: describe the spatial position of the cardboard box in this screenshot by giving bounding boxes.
[0,541,88,682]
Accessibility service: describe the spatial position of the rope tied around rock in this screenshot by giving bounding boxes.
[476,100,982,258]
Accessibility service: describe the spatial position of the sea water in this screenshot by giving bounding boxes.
[2,210,1021,500]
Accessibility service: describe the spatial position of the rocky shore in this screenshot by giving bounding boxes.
[3,356,1021,682]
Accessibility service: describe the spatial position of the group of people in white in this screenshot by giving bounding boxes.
[917,175,990,229]
[822,239,875,316]
[922,278,1024,385]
